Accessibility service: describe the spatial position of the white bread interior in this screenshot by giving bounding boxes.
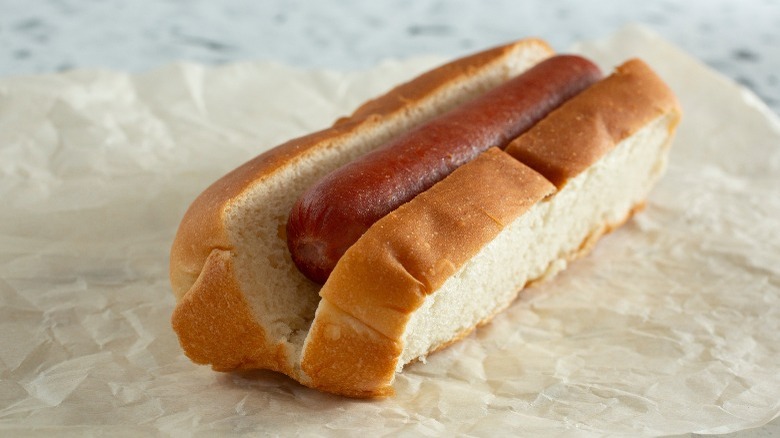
[399,114,674,367]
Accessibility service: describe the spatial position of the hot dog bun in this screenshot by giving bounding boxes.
[169,41,681,398]
[170,38,554,376]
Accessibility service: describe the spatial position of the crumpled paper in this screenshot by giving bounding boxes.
[1,25,779,436]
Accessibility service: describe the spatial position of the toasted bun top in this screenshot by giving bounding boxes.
[505,58,681,188]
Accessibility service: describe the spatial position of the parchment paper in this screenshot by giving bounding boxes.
[1,25,779,436]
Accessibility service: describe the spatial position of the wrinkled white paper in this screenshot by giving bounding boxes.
[1,25,779,436]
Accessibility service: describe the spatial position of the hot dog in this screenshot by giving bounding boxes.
[169,39,681,398]
[287,55,602,284]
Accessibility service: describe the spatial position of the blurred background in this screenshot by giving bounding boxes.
[0,0,778,114]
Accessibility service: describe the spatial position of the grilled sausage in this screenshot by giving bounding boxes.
[287,55,602,284]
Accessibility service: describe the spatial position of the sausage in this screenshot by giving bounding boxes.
[287,55,603,284]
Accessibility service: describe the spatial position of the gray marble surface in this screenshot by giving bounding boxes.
[1,0,778,114]
[1,0,778,436]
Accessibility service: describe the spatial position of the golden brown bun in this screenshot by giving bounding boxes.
[302,59,680,397]
[170,39,555,380]
[169,41,681,398]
